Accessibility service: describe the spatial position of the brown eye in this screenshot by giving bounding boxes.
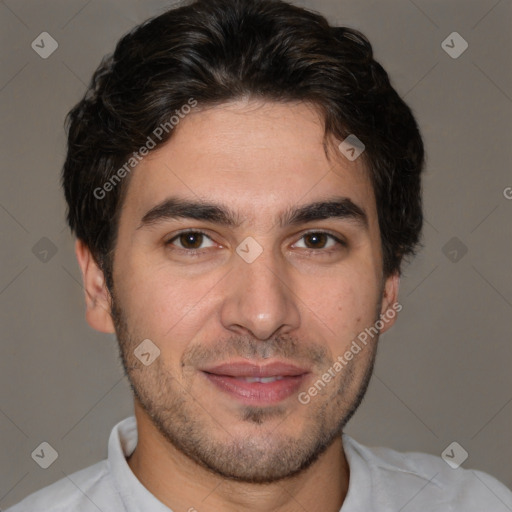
[167,231,215,250]
[303,232,330,249]
[179,232,203,249]
[293,232,343,251]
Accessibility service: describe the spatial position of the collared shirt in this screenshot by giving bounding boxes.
[6,416,512,511]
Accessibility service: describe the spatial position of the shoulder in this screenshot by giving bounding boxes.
[343,435,512,511]
[4,459,123,512]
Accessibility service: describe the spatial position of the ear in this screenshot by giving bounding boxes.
[378,272,401,335]
[74,239,115,334]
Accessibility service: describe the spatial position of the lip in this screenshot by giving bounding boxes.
[201,361,309,378]
[200,360,311,406]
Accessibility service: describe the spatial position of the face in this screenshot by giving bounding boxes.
[79,99,399,483]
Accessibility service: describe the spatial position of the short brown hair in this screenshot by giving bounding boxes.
[62,0,424,287]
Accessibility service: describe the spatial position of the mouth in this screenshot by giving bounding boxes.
[200,361,311,406]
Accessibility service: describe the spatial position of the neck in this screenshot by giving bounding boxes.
[127,402,349,512]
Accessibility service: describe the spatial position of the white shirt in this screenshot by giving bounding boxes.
[6,416,512,511]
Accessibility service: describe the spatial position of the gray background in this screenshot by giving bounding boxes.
[1,0,511,508]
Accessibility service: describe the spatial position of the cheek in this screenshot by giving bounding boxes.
[301,267,381,343]
[117,258,221,346]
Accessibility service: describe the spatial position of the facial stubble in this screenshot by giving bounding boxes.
[110,291,381,484]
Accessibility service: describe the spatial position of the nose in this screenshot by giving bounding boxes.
[219,247,301,341]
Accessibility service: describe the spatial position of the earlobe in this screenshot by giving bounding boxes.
[74,240,116,334]
[379,272,400,334]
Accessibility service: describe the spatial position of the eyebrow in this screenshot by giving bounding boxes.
[137,196,368,231]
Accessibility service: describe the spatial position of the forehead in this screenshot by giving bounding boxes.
[121,100,377,229]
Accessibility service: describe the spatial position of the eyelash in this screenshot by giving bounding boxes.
[165,229,346,256]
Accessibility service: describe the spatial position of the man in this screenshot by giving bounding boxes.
[7,0,512,510]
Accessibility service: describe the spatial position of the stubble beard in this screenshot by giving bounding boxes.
[110,293,380,484]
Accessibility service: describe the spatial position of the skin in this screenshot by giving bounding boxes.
[75,99,399,512]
